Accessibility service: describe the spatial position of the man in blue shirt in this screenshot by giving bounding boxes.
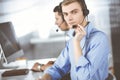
[37,0,110,80]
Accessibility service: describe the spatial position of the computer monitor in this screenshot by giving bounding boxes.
[0,22,24,69]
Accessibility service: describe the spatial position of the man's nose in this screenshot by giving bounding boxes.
[67,14,73,21]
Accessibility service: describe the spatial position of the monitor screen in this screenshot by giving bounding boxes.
[0,22,24,64]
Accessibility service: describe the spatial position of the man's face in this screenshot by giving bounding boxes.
[54,12,69,31]
[55,12,63,27]
[62,2,84,28]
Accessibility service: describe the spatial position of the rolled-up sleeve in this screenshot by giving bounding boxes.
[76,56,89,68]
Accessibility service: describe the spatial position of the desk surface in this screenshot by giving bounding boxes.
[0,58,56,80]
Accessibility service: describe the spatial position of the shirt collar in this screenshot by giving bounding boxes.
[85,22,94,39]
[81,22,94,51]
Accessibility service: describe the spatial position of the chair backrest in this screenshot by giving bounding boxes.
[106,71,117,80]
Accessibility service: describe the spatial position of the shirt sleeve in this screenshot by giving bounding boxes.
[44,42,71,80]
[75,32,110,80]
[76,56,89,67]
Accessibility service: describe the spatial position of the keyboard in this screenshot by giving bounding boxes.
[2,69,29,77]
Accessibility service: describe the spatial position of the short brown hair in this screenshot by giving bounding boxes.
[53,5,62,15]
[61,0,89,16]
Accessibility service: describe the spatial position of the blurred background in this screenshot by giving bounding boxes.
[0,0,119,79]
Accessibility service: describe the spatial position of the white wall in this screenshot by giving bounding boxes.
[0,0,63,38]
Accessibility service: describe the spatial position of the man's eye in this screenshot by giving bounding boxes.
[72,11,77,14]
[63,13,67,16]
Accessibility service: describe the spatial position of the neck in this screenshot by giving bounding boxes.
[81,18,88,28]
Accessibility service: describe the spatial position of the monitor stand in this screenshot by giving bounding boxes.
[0,44,24,69]
[0,62,18,69]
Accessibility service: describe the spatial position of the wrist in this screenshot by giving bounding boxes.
[37,65,41,71]
[73,38,80,44]
[37,63,44,71]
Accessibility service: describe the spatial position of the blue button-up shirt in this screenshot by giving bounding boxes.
[44,22,110,80]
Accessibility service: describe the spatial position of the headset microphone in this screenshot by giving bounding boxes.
[72,17,85,36]
[72,25,77,36]
[56,29,59,32]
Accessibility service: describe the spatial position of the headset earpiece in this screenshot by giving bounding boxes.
[83,9,89,17]
[80,0,89,17]
[59,2,65,21]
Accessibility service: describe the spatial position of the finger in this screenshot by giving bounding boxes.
[77,24,85,31]
[78,27,86,36]
[77,27,82,33]
[75,29,82,36]
[77,27,83,33]
[78,25,86,34]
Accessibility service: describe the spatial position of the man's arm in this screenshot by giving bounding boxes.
[36,44,70,80]
[73,25,86,64]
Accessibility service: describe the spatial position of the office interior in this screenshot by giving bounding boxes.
[0,0,119,80]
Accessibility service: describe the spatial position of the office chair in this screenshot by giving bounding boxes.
[106,70,117,80]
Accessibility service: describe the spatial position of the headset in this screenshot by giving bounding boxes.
[59,2,65,22]
[80,0,89,17]
[57,0,89,32]
[60,0,89,18]
[59,0,89,26]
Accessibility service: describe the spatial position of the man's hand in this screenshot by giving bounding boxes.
[32,61,54,72]
[31,62,44,72]
[41,61,54,71]
[74,24,86,41]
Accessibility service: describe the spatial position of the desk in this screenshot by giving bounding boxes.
[0,58,56,80]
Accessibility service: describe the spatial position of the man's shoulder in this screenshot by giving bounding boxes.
[88,28,108,44]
